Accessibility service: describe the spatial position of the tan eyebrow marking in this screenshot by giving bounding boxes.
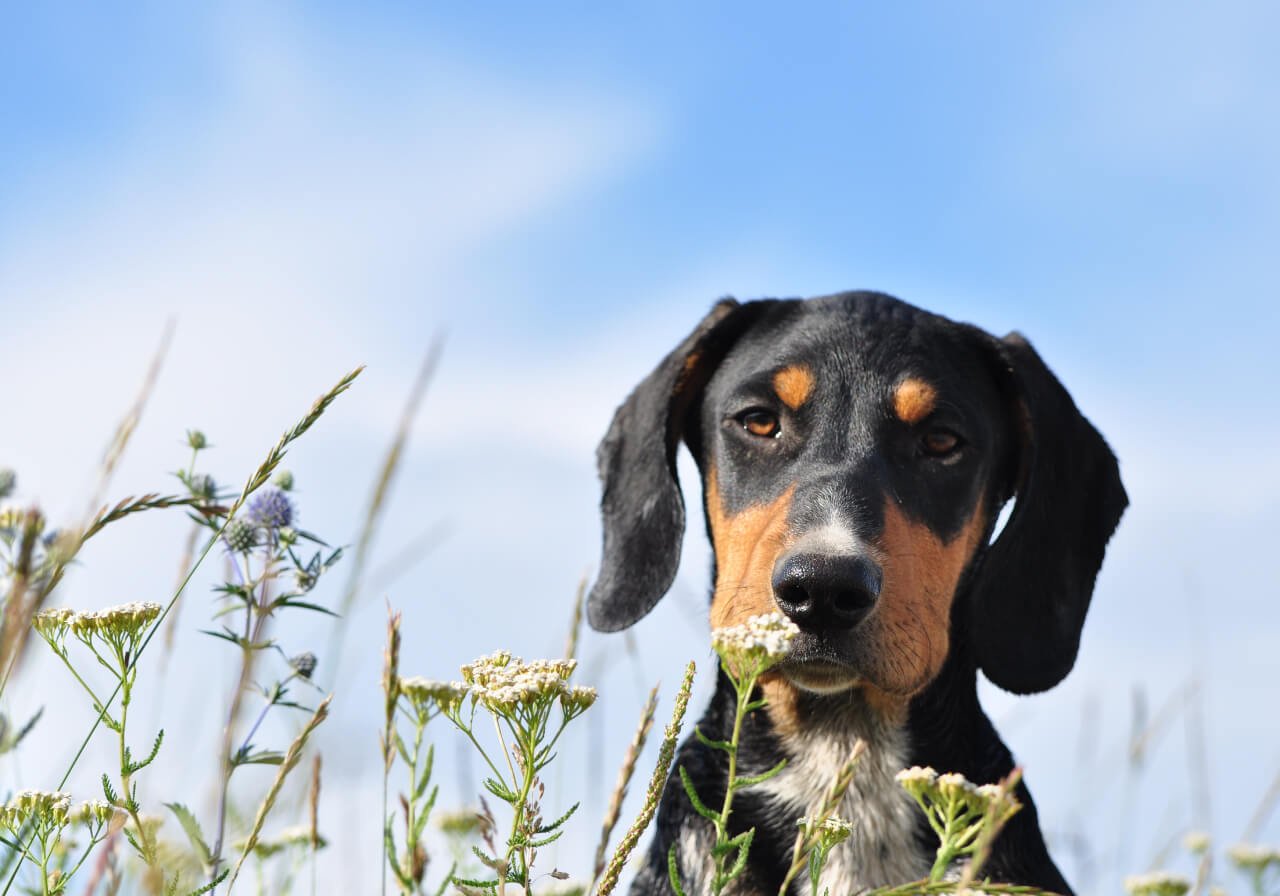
[772,365,815,410]
[893,377,937,424]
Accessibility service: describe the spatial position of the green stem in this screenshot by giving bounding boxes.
[711,667,758,895]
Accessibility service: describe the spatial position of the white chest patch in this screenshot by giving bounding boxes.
[757,720,929,895]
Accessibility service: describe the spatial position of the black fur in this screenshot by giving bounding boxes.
[588,291,1127,895]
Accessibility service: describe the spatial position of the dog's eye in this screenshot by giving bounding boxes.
[921,429,961,457]
[738,409,781,439]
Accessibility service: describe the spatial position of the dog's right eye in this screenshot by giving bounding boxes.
[737,409,781,439]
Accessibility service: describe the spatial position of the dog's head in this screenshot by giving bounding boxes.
[587,292,1127,698]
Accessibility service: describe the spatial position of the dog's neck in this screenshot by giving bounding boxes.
[690,655,1007,895]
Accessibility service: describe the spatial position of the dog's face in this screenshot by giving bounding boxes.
[588,292,1126,700]
[700,299,1010,698]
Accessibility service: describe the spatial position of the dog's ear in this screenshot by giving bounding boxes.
[587,299,773,632]
[969,332,1128,694]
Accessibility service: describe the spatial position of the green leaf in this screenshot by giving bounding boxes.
[125,728,165,774]
[237,749,285,766]
[723,826,755,884]
[164,802,213,867]
[732,757,788,790]
[534,801,579,834]
[667,843,689,896]
[432,862,457,896]
[693,725,734,752]
[482,777,517,803]
[679,765,720,822]
[269,598,339,617]
[180,869,229,896]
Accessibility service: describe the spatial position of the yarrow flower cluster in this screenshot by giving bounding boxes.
[1,789,72,830]
[459,652,594,714]
[797,814,854,850]
[1229,843,1280,873]
[895,766,1022,882]
[33,602,162,654]
[1124,871,1192,896]
[398,676,470,715]
[711,611,800,675]
[1183,831,1211,854]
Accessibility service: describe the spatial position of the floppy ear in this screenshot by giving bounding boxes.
[969,332,1128,694]
[587,299,773,632]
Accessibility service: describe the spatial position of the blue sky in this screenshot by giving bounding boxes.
[3,3,1279,893]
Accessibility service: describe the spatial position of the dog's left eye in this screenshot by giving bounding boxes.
[738,409,781,439]
[921,429,961,457]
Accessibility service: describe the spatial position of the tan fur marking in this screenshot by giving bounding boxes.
[773,365,816,410]
[706,470,796,632]
[760,675,804,737]
[858,498,986,696]
[892,378,937,425]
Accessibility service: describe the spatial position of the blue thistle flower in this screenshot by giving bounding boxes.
[248,488,294,531]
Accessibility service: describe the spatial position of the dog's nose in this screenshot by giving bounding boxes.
[771,552,882,631]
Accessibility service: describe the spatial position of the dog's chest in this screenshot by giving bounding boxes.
[757,725,929,894]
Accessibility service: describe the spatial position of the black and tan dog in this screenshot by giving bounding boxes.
[586,291,1126,895]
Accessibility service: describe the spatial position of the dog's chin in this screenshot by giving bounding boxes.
[777,634,865,694]
[779,660,862,694]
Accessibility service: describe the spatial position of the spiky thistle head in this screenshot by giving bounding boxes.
[248,487,294,530]
[223,517,258,553]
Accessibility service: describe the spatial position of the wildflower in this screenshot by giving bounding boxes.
[32,607,76,647]
[277,526,298,546]
[561,684,598,713]
[248,487,294,530]
[1228,843,1280,872]
[223,517,258,553]
[1124,871,1191,896]
[399,676,470,714]
[186,430,208,451]
[70,800,119,828]
[437,808,484,837]
[1183,831,1211,854]
[0,468,15,499]
[711,612,799,674]
[69,602,162,642]
[2,789,72,830]
[189,473,217,500]
[291,651,318,680]
[895,765,939,799]
[274,470,295,491]
[798,814,854,849]
[460,652,575,710]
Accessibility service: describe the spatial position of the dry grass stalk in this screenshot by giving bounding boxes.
[592,684,660,886]
[596,660,696,896]
[309,753,323,851]
[954,766,1024,895]
[777,739,866,896]
[329,340,442,683]
[564,576,587,663]
[227,695,332,890]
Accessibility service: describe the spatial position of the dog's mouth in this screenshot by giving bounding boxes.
[776,632,863,694]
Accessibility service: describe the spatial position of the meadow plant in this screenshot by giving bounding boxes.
[667,612,799,896]
[1,366,360,895]
[1229,843,1280,896]
[441,651,596,896]
[895,765,1022,885]
[0,790,119,895]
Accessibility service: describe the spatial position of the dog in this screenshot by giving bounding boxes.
[586,291,1127,895]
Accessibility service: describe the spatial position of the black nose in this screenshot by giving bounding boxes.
[772,552,882,631]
